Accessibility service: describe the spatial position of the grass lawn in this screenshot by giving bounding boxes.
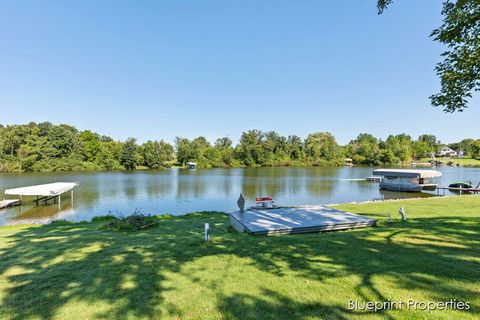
[419,157,480,167]
[0,196,479,319]
[447,157,480,166]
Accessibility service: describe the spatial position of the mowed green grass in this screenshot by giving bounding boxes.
[419,157,480,167]
[449,157,480,166]
[0,196,479,320]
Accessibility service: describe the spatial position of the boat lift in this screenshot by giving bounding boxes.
[1,182,78,209]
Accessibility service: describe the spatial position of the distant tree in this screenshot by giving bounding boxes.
[1,125,28,155]
[412,140,431,159]
[121,138,138,170]
[37,122,53,136]
[175,137,194,165]
[191,136,211,164]
[346,133,381,165]
[204,146,222,168]
[100,135,114,143]
[141,140,174,169]
[304,132,342,165]
[449,138,475,155]
[48,125,77,157]
[286,135,304,161]
[385,134,413,163]
[17,135,43,171]
[263,131,288,166]
[214,137,235,166]
[379,149,396,164]
[1,122,478,172]
[418,134,438,149]
[470,140,480,158]
[236,130,265,166]
[378,0,480,112]
[78,130,101,162]
[13,126,53,171]
[174,136,224,168]
[97,141,122,170]
[356,133,378,145]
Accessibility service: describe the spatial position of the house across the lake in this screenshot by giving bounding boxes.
[437,146,458,158]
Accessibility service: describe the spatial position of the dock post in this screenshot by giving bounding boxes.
[58,194,61,209]
[71,189,74,207]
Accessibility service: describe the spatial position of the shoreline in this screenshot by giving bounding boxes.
[2,194,477,228]
[327,193,472,206]
[2,160,480,174]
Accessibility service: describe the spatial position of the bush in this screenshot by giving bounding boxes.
[102,213,157,231]
[91,215,117,223]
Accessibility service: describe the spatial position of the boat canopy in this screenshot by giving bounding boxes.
[5,182,77,197]
[372,169,442,179]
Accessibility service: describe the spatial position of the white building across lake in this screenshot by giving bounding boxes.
[437,147,458,157]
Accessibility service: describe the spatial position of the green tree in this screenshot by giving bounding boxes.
[263,131,288,166]
[214,137,235,167]
[141,140,174,169]
[449,138,475,155]
[121,138,138,170]
[97,141,122,170]
[379,149,396,164]
[470,140,480,158]
[1,125,29,156]
[412,140,431,159]
[385,134,413,163]
[286,135,304,161]
[17,135,43,172]
[175,137,194,165]
[37,121,53,137]
[236,130,265,166]
[2,122,479,172]
[48,125,77,157]
[304,132,342,165]
[378,0,480,112]
[191,136,211,165]
[78,131,101,162]
[418,134,438,149]
[346,133,381,165]
[15,126,57,172]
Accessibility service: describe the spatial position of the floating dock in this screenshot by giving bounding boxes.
[230,205,377,235]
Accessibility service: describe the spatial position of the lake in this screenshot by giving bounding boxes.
[0,166,478,225]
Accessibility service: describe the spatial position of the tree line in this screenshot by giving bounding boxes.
[0,122,479,172]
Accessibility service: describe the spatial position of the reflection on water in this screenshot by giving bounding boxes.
[13,202,73,221]
[378,190,434,201]
[0,166,478,225]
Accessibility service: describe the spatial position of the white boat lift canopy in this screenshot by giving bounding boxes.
[372,169,442,179]
[5,182,77,197]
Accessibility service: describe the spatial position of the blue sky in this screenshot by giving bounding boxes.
[0,0,478,145]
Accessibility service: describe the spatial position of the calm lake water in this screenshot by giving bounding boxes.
[0,166,479,225]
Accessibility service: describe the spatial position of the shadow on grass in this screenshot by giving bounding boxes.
[0,213,478,319]
[219,288,360,320]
